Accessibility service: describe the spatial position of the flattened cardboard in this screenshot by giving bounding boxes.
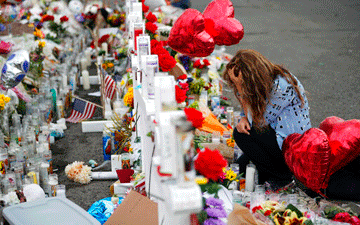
[105,190,158,225]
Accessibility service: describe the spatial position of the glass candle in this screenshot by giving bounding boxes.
[49,174,58,197]
[55,184,66,198]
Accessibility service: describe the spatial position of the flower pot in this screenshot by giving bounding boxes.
[116,169,134,183]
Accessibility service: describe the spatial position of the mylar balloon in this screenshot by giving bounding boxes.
[68,0,84,15]
[1,50,29,89]
[203,0,244,46]
[319,116,360,176]
[167,9,215,57]
[282,128,331,194]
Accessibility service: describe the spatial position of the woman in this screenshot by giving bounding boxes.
[224,49,360,201]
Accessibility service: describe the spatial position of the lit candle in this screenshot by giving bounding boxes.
[101,43,108,56]
[82,70,90,90]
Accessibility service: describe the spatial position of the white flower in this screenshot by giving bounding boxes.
[65,161,92,184]
[90,6,98,14]
[208,70,219,80]
[4,192,20,206]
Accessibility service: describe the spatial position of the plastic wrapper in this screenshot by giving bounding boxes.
[87,197,123,224]
[1,50,29,89]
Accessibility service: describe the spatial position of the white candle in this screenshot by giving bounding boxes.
[82,70,90,90]
[85,50,92,66]
[101,43,108,56]
[81,58,88,71]
[245,164,256,192]
[56,189,66,198]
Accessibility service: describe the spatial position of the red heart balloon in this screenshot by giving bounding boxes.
[168,9,215,57]
[283,128,331,194]
[203,0,244,46]
[319,116,360,176]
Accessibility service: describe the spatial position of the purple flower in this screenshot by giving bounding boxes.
[203,218,226,225]
[205,207,227,218]
[206,197,224,207]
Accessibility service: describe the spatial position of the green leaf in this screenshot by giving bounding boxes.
[304,219,314,225]
[197,210,208,224]
[286,204,303,218]
[205,183,222,196]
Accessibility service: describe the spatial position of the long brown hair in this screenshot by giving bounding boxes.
[223,49,305,129]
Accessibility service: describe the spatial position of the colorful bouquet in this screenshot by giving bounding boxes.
[107,10,126,27]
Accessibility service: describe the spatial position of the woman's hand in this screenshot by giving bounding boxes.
[236,117,251,135]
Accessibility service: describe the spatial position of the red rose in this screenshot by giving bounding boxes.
[350,216,360,225]
[252,206,263,214]
[194,148,228,181]
[146,12,157,23]
[203,59,210,66]
[160,40,168,47]
[264,210,272,217]
[60,16,69,22]
[175,85,187,103]
[142,1,149,13]
[177,74,187,80]
[333,212,352,223]
[184,108,204,128]
[179,82,189,91]
[158,53,176,72]
[151,39,161,52]
[146,21,158,34]
[41,15,54,22]
[193,59,202,69]
[98,34,110,44]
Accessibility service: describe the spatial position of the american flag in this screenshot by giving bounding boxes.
[101,68,116,100]
[66,98,96,123]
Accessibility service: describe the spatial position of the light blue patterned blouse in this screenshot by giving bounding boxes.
[240,74,311,149]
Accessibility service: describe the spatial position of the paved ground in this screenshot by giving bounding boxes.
[192,0,360,127]
[53,0,360,210]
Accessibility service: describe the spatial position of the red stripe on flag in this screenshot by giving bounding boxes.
[104,75,116,100]
[66,99,97,123]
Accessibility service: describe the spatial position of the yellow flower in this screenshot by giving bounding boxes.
[4,97,10,103]
[224,168,237,181]
[195,177,209,185]
[107,62,114,68]
[120,80,125,86]
[38,41,46,48]
[123,87,134,107]
[102,63,107,70]
[33,28,45,39]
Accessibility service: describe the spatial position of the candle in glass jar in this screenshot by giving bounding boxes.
[82,70,90,90]
[133,28,143,51]
[101,43,108,56]
[245,163,256,192]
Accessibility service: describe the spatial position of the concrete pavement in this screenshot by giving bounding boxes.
[193,0,360,126]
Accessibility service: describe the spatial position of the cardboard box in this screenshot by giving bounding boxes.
[105,190,158,225]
